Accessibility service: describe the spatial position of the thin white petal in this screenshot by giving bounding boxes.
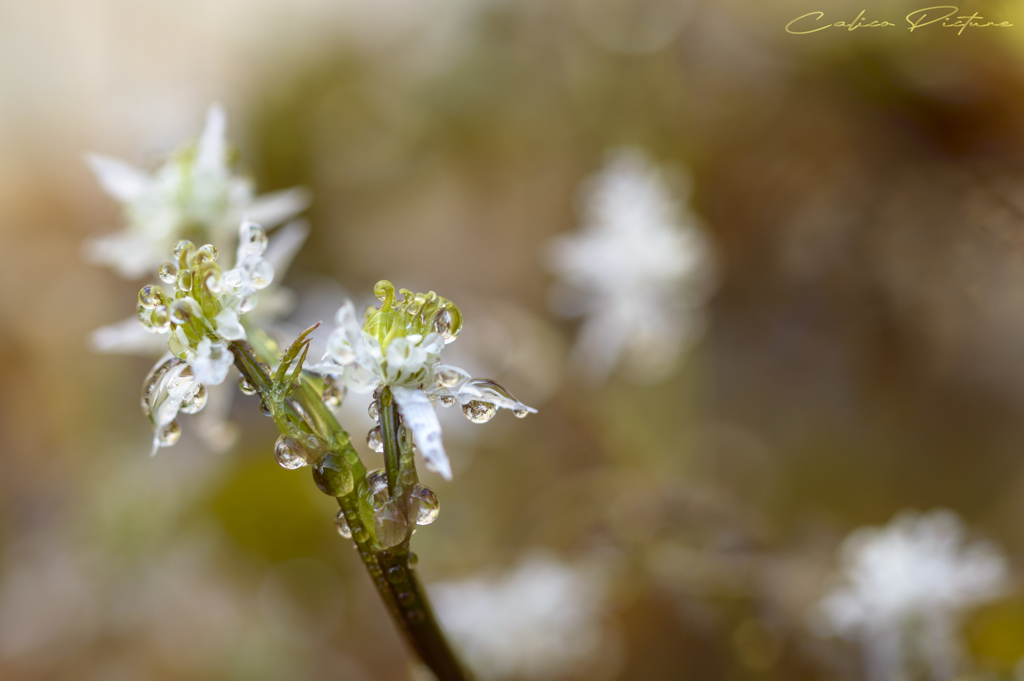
[196,103,227,176]
[85,154,151,202]
[91,316,169,355]
[262,219,310,277]
[247,188,312,229]
[393,387,451,480]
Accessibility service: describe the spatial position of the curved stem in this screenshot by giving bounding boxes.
[230,338,471,681]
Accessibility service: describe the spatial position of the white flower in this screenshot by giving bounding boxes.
[430,552,609,681]
[189,338,233,386]
[310,282,535,480]
[547,148,716,384]
[141,356,204,455]
[85,104,309,279]
[815,509,1009,681]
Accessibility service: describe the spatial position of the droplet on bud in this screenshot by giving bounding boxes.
[513,409,529,419]
[194,244,218,263]
[274,435,308,470]
[367,426,384,453]
[158,262,178,284]
[179,384,208,414]
[438,394,456,408]
[313,452,355,496]
[367,401,379,422]
[176,269,193,292]
[139,285,161,309]
[150,306,170,332]
[462,400,497,424]
[410,483,440,526]
[169,299,199,325]
[335,509,352,538]
[173,240,194,259]
[204,273,221,294]
[157,421,181,447]
[260,399,272,416]
[239,375,257,395]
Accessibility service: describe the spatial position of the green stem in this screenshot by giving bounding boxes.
[229,338,471,681]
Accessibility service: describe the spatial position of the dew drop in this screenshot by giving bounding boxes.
[157,420,181,447]
[365,469,390,510]
[513,409,529,419]
[240,291,258,313]
[173,240,194,259]
[438,394,456,408]
[436,369,462,388]
[176,269,193,292]
[250,260,274,290]
[462,400,497,424]
[138,285,161,309]
[179,384,208,414]
[398,424,413,452]
[367,400,379,422]
[410,483,440,526]
[407,609,426,624]
[386,565,404,583]
[367,426,383,453]
[158,262,178,284]
[195,244,218,263]
[242,223,268,257]
[274,435,308,470]
[397,590,415,606]
[150,306,170,332]
[334,510,352,539]
[239,375,257,395]
[204,273,221,294]
[169,299,196,325]
[322,379,345,409]
[313,452,355,496]
[260,399,272,416]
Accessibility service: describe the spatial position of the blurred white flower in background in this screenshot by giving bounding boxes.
[85,104,309,279]
[547,147,716,385]
[814,509,1009,681]
[430,552,612,680]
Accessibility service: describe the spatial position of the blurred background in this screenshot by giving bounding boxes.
[5,0,1024,679]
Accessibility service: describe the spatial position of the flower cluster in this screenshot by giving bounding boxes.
[311,281,535,480]
[138,221,276,453]
[815,509,1009,681]
[547,148,716,384]
[85,104,308,279]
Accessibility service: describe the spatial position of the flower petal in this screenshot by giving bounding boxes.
[247,188,312,229]
[195,104,227,178]
[393,387,451,480]
[85,154,151,202]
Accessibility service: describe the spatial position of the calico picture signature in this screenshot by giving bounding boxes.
[786,6,1013,35]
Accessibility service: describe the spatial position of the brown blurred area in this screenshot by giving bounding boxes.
[4,0,1024,679]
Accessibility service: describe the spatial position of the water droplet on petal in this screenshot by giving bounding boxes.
[438,394,456,408]
[462,400,497,424]
[410,483,440,525]
[239,375,257,395]
[513,409,529,419]
[367,426,383,453]
[158,262,178,284]
[334,510,352,539]
[367,401,379,422]
[313,452,355,496]
[250,260,274,290]
[179,384,208,414]
[242,223,268,256]
[437,369,462,388]
[274,435,308,470]
[157,420,181,447]
[204,273,221,294]
[240,291,258,313]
